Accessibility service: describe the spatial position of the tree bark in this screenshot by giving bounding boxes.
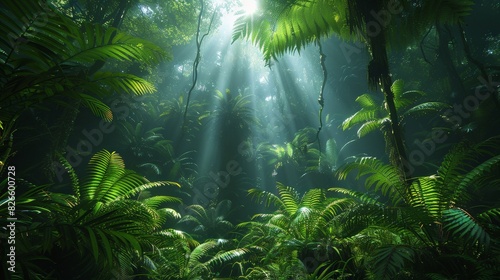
[436,24,466,98]
[363,0,410,183]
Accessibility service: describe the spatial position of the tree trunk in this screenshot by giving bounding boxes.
[363,0,410,183]
[436,24,466,98]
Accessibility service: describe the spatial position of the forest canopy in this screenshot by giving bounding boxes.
[1,0,499,279]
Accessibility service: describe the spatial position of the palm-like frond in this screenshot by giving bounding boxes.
[357,118,388,138]
[341,94,380,130]
[328,187,383,207]
[141,195,182,209]
[300,188,325,209]
[402,102,451,119]
[336,157,404,200]
[276,183,300,215]
[232,0,474,64]
[78,93,113,121]
[91,72,157,95]
[65,23,165,64]
[407,176,443,219]
[454,154,500,202]
[434,141,489,208]
[369,244,415,279]
[0,0,166,125]
[80,150,127,202]
[232,0,349,63]
[79,150,180,204]
[178,200,235,239]
[342,80,445,139]
[248,187,285,209]
[443,208,490,248]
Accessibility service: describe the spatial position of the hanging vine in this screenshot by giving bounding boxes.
[182,0,216,132]
[312,39,327,154]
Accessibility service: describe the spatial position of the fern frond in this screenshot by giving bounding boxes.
[477,208,500,224]
[452,155,500,204]
[391,79,405,96]
[407,176,442,219]
[402,102,450,119]
[81,150,125,202]
[188,241,219,266]
[248,188,285,209]
[443,207,490,248]
[141,196,182,209]
[92,72,157,95]
[342,107,379,131]
[300,188,324,209]
[207,248,250,266]
[232,0,348,63]
[276,183,300,215]
[78,93,113,121]
[336,157,404,199]
[328,188,383,206]
[436,143,474,197]
[66,23,166,64]
[114,180,180,200]
[370,244,414,279]
[357,118,387,138]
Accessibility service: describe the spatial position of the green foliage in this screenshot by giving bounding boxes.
[443,208,490,247]
[80,150,179,202]
[155,239,250,280]
[232,0,350,63]
[342,80,450,138]
[0,0,166,129]
[119,121,173,159]
[200,89,258,137]
[337,157,405,201]
[242,184,357,278]
[335,137,500,278]
[1,150,182,279]
[369,245,414,279]
[178,200,235,239]
[232,0,475,64]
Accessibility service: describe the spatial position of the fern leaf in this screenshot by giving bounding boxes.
[78,93,113,121]
[336,157,403,199]
[301,188,324,209]
[142,196,182,209]
[342,108,379,130]
[370,245,414,279]
[357,119,386,138]
[391,79,405,96]
[402,102,450,119]
[454,154,500,200]
[407,176,442,219]
[81,150,125,202]
[276,183,300,215]
[443,208,490,247]
[248,188,285,209]
[93,72,157,95]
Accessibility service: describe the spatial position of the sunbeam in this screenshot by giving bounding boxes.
[241,0,258,15]
[7,1,498,278]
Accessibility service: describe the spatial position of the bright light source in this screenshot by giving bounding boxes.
[241,0,258,15]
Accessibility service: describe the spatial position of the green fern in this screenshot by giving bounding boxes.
[80,150,179,204]
[337,157,404,201]
[232,0,350,63]
[443,207,490,248]
[342,80,449,138]
[0,0,166,128]
[370,244,415,279]
[232,1,474,64]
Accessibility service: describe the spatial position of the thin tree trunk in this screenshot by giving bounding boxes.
[436,23,466,98]
[364,0,410,183]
